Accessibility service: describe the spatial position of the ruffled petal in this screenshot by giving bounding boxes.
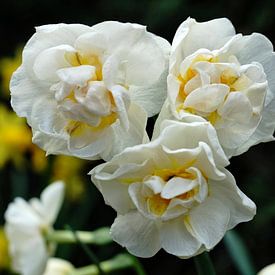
[188,197,230,249]
[210,168,256,229]
[160,217,201,257]
[110,211,161,257]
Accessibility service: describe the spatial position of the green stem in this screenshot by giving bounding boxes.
[46,227,112,245]
[71,254,135,275]
[65,225,105,275]
[130,255,147,275]
[224,230,256,275]
[194,252,216,275]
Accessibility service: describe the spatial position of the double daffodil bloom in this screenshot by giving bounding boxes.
[10,22,170,160]
[156,17,275,157]
[91,120,255,258]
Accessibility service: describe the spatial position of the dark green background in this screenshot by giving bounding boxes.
[0,0,275,274]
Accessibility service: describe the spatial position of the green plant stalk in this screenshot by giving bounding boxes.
[129,255,147,275]
[194,252,216,275]
[71,254,141,275]
[224,230,256,275]
[46,227,112,245]
[65,225,105,275]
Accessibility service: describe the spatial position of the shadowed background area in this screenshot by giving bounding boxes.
[0,0,275,274]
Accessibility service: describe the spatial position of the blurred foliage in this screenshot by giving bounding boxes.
[0,0,275,274]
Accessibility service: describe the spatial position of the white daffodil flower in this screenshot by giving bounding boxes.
[258,263,275,275]
[4,182,64,275]
[90,120,255,258]
[156,17,275,157]
[43,258,74,275]
[10,22,170,160]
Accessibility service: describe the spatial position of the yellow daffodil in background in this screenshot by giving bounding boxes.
[30,144,48,172]
[0,104,31,168]
[0,104,47,171]
[0,228,10,270]
[52,155,86,201]
[0,48,22,97]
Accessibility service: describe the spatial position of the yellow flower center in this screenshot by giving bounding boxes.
[176,54,249,125]
[63,52,119,136]
[146,166,199,216]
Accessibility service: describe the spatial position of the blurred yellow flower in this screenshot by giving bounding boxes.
[0,104,47,171]
[0,228,10,270]
[52,155,86,201]
[30,144,48,172]
[0,104,31,167]
[0,48,22,97]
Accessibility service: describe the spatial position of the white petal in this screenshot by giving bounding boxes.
[159,120,229,167]
[103,103,149,161]
[90,158,155,214]
[128,183,151,219]
[80,81,112,116]
[74,31,107,56]
[110,85,130,130]
[188,197,230,249]
[56,65,96,86]
[23,23,91,77]
[152,100,174,140]
[33,45,76,82]
[228,33,275,104]
[5,198,41,228]
[19,236,48,275]
[40,181,65,225]
[110,211,161,257]
[192,142,226,180]
[95,180,133,215]
[167,74,182,107]
[143,176,166,195]
[160,217,201,257]
[210,168,256,229]
[68,126,113,160]
[161,177,196,199]
[32,130,68,156]
[217,114,260,150]
[10,66,48,120]
[91,21,148,53]
[218,92,253,123]
[171,17,235,67]
[184,84,229,113]
[130,66,168,117]
[234,99,275,156]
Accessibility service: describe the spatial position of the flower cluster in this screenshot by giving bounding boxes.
[6,17,275,274]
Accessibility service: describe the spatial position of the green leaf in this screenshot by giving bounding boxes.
[224,230,256,275]
[194,252,216,275]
